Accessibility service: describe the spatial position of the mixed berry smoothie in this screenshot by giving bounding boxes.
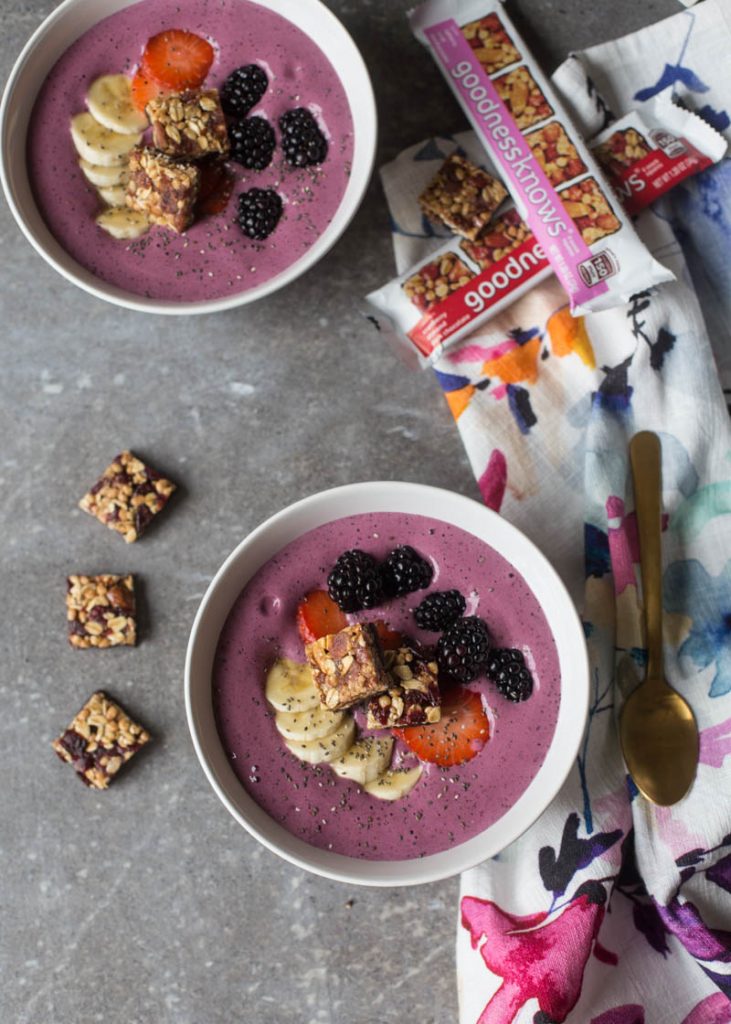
[27,0,354,301]
[213,512,561,861]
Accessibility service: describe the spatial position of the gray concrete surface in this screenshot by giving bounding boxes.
[1,1,679,1021]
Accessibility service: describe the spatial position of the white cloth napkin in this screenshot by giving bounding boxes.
[380,2,731,1021]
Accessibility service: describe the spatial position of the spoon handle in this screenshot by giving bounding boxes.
[630,431,664,681]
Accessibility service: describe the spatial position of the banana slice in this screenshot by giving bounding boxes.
[265,659,319,713]
[274,706,344,743]
[96,208,149,240]
[79,158,129,188]
[97,184,128,208]
[285,716,356,765]
[331,736,394,786]
[87,74,148,135]
[71,112,141,167]
[364,766,423,801]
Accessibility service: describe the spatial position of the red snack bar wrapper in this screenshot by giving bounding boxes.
[366,100,724,365]
[407,0,673,315]
[592,93,726,215]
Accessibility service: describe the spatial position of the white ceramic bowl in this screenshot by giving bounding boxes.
[185,482,589,886]
[0,0,376,314]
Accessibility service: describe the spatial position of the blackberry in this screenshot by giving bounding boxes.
[229,116,275,170]
[236,188,282,240]
[220,64,268,118]
[486,648,534,702]
[437,616,490,683]
[381,545,434,598]
[279,107,328,167]
[327,550,384,612]
[414,590,466,632]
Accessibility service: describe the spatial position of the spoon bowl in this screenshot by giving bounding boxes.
[620,674,699,805]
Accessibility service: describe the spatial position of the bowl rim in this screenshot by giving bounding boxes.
[184,481,590,887]
[0,0,377,315]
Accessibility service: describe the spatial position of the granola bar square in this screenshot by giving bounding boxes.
[305,623,390,711]
[126,147,200,233]
[402,253,475,313]
[52,691,150,790]
[462,13,521,75]
[493,66,553,130]
[146,89,229,160]
[79,450,176,543]
[525,121,587,187]
[560,177,621,245]
[594,128,652,175]
[67,574,136,649]
[461,208,532,270]
[366,647,441,729]
[419,154,507,240]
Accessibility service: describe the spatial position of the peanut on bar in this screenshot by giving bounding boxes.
[366,647,441,728]
[79,450,176,543]
[461,208,531,270]
[461,13,521,74]
[67,574,136,649]
[560,177,621,245]
[305,623,390,711]
[419,154,508,240]
[52,691,150,790]
[126,147,200,233]
[146,89,229,160]
[493,66,553,131]
[402,252,475,313]
[525,121,587,187]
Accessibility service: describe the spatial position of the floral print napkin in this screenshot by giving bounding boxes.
[381,2,731,1021]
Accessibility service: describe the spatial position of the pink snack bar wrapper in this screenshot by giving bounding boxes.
[365,91,725,366]
[407,0,673,315]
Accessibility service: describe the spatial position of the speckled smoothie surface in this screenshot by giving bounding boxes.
[27,0,354,301]
[213,512,561,861]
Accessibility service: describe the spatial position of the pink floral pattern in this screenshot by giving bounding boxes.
[462,892,605,1023]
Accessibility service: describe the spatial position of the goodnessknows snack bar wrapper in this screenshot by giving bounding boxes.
[592,94,726,216]
[407,0,673,316]
[365,91,725,365]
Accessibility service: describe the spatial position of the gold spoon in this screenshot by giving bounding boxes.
[619,431,699,806]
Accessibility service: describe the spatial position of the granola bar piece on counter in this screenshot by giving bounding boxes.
[419,154,508,240]
[126,147,200,233]
[305,623,390,711]
[366,647,441,729]
[525,121,587,187]
[79,450,176,543]
[560,177,621,245]
[52,691,150,790]
[146,89,229,159]
[461,208,532,270]
[402,252,475,313]
[67,574,136,649]
[461,12,521,74]
[493,66,553,130]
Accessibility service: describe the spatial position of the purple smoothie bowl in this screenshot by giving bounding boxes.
[0,0,376,313]
[184,482,590,886]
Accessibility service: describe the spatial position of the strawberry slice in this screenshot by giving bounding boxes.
[196,162,235,216]
[373,621,404,651]
[296,590,348,645]
[393,686,489,767]
[130,68,165,112]
[140,30,214,91]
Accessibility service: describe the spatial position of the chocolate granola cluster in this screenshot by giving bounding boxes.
[127,88,229,233]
